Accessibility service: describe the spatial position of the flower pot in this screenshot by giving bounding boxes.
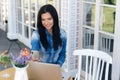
[13,64,28,80]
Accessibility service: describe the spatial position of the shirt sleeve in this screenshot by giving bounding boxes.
[31,31,40,50]
[56,29,67,67]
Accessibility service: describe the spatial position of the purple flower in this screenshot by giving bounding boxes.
[10,48,31,68]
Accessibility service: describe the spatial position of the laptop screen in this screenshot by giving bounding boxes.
[27,61,63,80]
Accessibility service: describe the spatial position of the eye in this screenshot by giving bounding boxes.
[48,17,52,20]
[42,19,45,21]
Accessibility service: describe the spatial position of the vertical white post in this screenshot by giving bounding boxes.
[94,0,101,49]
[61,0,78,77]
[53,0,60,16]
[112,0,120,79]
[7,0,17,40]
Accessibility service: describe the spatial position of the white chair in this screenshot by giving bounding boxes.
[73,49,112,80]
[62,71,72,80]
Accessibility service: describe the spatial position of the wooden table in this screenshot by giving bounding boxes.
[0,67,73,80]
[0,67,32,80]
[0,67,33,80]
[0,68,15,80]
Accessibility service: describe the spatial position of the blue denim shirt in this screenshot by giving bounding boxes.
[31,29,67,67]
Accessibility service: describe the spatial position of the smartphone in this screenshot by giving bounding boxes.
[31,50,40,61]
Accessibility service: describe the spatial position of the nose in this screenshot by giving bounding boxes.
[44,20,49,26]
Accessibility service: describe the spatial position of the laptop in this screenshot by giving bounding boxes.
[27,61,63,80]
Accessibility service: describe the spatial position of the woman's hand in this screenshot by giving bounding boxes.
[32,56,40,62]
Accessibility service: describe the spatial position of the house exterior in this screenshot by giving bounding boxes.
[0,0,120,79]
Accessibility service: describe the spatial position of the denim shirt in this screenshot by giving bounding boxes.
[31,29,67,67]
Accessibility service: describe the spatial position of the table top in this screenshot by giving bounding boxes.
[0,65,71,80]
[0,67,15,80]
[0,67,32,80]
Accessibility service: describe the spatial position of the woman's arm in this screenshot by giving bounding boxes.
[31,31,40,50]
[31,31,40,61]
[56,30,67,67]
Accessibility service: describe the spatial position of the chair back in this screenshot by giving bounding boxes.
[73,49,112,80]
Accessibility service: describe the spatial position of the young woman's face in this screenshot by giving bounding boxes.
[41,12,54,32]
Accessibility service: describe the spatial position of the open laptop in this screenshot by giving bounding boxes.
[27,61,63,80]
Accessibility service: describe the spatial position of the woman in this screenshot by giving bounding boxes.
[31,4,67,67]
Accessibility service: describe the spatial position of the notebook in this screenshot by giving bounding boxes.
[27,61,63,80]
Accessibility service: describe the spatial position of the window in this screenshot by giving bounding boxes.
[83,3,95,27]
[100,6,115,33]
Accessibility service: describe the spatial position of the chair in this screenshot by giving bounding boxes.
[73,49,112,80]
[62,71,73,80]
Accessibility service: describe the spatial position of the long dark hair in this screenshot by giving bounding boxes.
[37,4,62,50]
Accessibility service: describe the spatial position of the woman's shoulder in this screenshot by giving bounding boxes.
[60,28,67,38]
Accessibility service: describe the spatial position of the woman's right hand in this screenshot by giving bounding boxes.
[32,56,40,62]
